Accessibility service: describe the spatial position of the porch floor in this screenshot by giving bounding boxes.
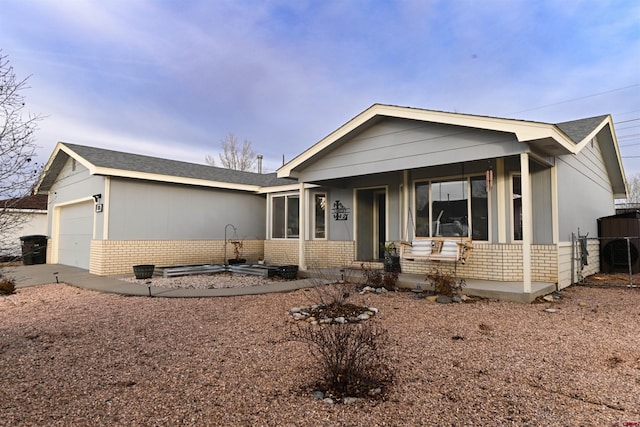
[301,267,556,304]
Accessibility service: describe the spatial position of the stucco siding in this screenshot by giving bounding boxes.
[298,118,526,182]
[108,178,266,240]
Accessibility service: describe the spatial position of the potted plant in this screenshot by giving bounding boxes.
[228,240,246,265]
[133,264,155,279]
[381,242,401,273]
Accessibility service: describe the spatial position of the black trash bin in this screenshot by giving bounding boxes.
[20,235,48,265]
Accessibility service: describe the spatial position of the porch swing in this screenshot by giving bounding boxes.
[400,164,475,265]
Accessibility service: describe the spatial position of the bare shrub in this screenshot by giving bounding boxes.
[0,271,16,295]
[361,263,398,291]
[426,268,466,296]
[290,321,394,400]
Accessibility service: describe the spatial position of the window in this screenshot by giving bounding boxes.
[271,194,299,239]
[314,193,327,239]
[415,182,430,237]
[471,176,488,240]
[432,180,467,237]
[414,176,489,240]
[512,175,522,241]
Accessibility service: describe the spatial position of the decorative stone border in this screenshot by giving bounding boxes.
[289,305,379,325]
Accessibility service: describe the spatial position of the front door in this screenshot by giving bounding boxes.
[356,188,386,261]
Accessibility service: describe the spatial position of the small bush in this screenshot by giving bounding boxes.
[361,263,398,290]
[311,280,357,307]
[0,272,16,295]
[425,268,465,296]
[290,321,394,400]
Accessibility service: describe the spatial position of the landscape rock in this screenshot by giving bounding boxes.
[436,296,453,304]
[311,391,324,400]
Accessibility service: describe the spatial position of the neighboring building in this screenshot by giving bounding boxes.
[35,104,627,301]
[0,194,48,260]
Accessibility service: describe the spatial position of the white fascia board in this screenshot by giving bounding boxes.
[58,143,95,170]
[91,167,262,192]
[375,105,577,152]
[257,183,317,195]
[34,142,68,192]
[277,104,380,178]
[277,104,577,178]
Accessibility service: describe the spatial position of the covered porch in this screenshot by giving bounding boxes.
[300,267,556,303]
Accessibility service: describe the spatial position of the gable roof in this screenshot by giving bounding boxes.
[36,142,296,193]
[277,104,626,196]
[555,115,610,143]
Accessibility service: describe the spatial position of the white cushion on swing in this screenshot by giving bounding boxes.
[439,240,459,258]
[411,240,432,256]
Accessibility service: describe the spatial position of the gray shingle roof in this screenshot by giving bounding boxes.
[62,143,296,188]
[555,115,608,143]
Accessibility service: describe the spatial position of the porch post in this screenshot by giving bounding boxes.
[496,158,506,243]
[298,182,306,271]
[403,170,409,241]
[520,153,532,294]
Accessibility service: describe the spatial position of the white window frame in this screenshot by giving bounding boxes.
[412,174,490,241]
[269,193,300,239]
[510,173,523,242]
[312,192,327,240]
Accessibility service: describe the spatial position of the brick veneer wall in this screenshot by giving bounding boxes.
[400,242,558,282]
[304,240,356,269]
[263,240,299,266]
[90,239,264,276]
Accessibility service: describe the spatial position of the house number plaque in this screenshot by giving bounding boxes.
[332,200,349,221]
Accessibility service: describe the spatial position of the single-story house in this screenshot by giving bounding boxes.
[34,104,627,301]
[0,194,48,260]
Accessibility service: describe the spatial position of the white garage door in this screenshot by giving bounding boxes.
[57,201,94,269]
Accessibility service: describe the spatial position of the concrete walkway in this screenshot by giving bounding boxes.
[4,263,556,302]
[4,263,320,297]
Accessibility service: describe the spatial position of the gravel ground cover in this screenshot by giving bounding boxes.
[0,281,638,426]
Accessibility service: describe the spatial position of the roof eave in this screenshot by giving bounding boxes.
[277,104,577,178]
[93,167,262,192]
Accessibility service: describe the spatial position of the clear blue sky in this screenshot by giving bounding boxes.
[1,0,639,175]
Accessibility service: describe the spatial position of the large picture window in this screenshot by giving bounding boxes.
[271,194,299,239]
[414,177,489,240]
[432,180,467,237]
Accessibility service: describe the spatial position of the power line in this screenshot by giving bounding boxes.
[615,118,640,125]
[507,84,640,115]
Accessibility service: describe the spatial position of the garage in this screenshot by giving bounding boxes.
[57,200,94,269]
